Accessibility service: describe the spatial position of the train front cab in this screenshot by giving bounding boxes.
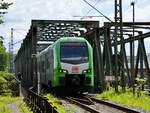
[53,40,94,93]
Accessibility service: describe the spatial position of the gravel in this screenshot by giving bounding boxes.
[60,98,90,113]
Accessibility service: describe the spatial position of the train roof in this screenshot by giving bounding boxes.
[56,37,87,42]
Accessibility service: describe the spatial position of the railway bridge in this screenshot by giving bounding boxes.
[14,20,150,92]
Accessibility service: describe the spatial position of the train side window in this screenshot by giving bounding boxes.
[38,60,40,72]
[42,61,45,72]
[46,58,50,69]
[39,60,42,72]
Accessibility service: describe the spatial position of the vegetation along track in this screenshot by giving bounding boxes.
[64,95,141,113]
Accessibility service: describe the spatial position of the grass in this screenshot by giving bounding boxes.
[45,94,68,113]
[0,95,19,113]
[18,102,33,113]
[96,89,150,111]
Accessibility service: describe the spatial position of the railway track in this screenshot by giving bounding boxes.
[90,97,140,113]
[65,96,100,113]
[26,89,141,113]
[64,95,141,113]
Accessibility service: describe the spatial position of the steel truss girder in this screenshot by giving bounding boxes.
[111,32,150,46]
[15,20,99,90]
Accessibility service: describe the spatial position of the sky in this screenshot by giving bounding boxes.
[0,0,150,54]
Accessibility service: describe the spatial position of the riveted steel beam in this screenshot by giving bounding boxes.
[111,32,150,46]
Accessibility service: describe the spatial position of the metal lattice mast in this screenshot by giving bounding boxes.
[9,28,14,73]
[114,0,125,92]
[131,1,136,94]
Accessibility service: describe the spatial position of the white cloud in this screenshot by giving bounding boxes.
[123,3,150,22]
[0,0,150,53]
[0,0,88,52]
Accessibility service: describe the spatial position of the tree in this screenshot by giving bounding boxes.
[0,0,12,71]
[0,36,4,46]
[0,0,13,24]
[0,41,8,71]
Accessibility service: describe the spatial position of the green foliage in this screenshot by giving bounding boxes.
[105,81,111,91]
[0,74,6,82]
[0,71,19,96]
[0,45,8,71]
[0,76,8,95]
[0,95,19,113]
[45,94,68,113]
[135,77,147,97]
[19,102,33,113]
[0,0,13,24]
[96,89,150,111]
[0,71,14,81]
[0,0,12,71]
[0,36,4,45]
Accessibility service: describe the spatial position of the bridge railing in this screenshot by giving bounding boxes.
[26,89,59,113]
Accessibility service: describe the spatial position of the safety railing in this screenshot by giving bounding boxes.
[26,89,59,113]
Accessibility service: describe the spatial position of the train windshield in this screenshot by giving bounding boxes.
[60,42,89,64]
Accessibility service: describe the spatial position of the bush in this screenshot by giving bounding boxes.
[0,71,19,96]
[135,77,146,97]
[0,71,14,81]
[0,45,8,71]
[0,76,7,94]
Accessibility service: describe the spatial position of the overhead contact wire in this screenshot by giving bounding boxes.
[83,0,114,22]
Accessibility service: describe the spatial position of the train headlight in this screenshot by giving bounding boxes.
[59,69,68,73]
[63,70,67,73]
[83,70,87,73]
[83,69,91,73]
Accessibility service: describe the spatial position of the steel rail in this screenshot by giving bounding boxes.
[90,97,140,113]
[65,97,100,113]
[69,97,94,105]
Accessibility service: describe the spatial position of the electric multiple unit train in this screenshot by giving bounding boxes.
[37,37,94,93]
